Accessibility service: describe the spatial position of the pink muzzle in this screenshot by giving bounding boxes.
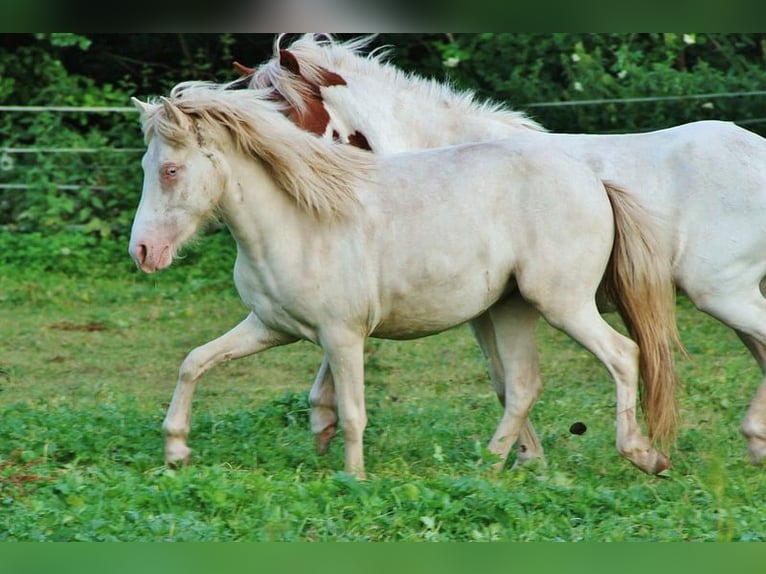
[129,238,174,274]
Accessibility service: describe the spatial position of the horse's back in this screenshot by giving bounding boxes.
[372,138,613,236]
[533,120,766,229]
[542,120,766,291]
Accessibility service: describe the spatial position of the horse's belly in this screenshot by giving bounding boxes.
[371,270,513,339]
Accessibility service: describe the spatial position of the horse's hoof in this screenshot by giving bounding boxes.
[165,443,192,467]
[745,435,766,465]
[635,451,670,474]
[651,452,671,474]
[511,455,547,471]
[625,448,670,475]
[346,467,367,480]
[315,425,336,455]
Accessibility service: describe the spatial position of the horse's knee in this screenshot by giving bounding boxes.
[178,348,207,383]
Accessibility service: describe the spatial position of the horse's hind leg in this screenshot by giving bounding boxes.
[309,357,337,454]
[736,330,766,374]
[734,330,766,460]
[469,311,545,467]
[744,379,766,464]
[538,300,670,474]
[689,286,766,463]
[484,295,545,469]
[733,276,766,374]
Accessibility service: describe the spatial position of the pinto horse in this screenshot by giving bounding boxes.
[129,82,679,476]
[245,33,766,467]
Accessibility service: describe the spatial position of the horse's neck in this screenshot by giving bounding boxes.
[219,154,303,257]
[324,75,528,153]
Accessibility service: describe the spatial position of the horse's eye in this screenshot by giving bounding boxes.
[163,165,179,178]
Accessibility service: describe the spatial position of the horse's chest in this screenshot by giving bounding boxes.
[233,257,320,341]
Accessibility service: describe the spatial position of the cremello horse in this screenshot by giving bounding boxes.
[129,82,679,476]
[248,33,766,467]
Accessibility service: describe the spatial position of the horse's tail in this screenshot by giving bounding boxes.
[602,181,684,450]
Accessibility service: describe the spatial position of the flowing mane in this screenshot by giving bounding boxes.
[252,34,546,133]
[138,81,377,219]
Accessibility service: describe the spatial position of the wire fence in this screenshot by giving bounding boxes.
[2,88,766,191]
[0,105,139,192]
[523,89,766,134]
[523,89,766,108]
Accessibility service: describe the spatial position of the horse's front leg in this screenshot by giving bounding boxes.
[309,357,337,454]
[481,296,545,470]
[320,329,366,478]
[163,312,296,466]
[469,310,545,467]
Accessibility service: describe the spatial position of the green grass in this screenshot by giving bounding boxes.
[1,264,765,541]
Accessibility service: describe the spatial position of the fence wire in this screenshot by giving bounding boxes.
[1,88,765,176]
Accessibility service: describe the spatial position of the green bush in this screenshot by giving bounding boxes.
[0,228,236,285]
[390,33,766,134]
[0,35,143,241]
[4,33,766,276]
[0,231,122,276]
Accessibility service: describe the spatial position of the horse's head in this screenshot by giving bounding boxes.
[246,36,372,151]
[235,51,342,140]
[245,34,544,155]
[129,96,228,273]
[129,84,375,270]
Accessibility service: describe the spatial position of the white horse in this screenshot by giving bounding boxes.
[248,33,766,467]
[129,82,680,477]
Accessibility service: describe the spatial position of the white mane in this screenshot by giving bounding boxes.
[252,33,545,133]
[140,81,377,219]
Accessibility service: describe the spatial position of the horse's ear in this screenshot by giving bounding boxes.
[131,97,151,115]
[160,96,184,125]
[277,48,346,88]
[317,67,347,87]
[278,49,301,75]
[233,61,254,76]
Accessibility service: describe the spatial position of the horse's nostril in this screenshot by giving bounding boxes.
[135,243,148,265]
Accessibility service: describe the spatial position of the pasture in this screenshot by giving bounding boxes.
[1,236,764,542]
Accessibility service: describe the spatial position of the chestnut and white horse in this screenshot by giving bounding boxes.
[129,82,679,476]
[247,33,766,467]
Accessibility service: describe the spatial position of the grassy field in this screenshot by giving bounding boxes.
[1,261,765,541]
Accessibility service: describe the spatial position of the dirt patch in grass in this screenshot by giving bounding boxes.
[48,321,108,332]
